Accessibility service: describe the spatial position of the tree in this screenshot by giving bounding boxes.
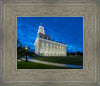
[76,51,83,56]
[17,40,22,47]
[17,40,25,57]
[17,40,38,57]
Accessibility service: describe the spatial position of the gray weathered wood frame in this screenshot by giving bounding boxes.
[0,1,100,86]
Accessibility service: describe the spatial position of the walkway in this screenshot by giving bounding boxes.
[28,57,83,69]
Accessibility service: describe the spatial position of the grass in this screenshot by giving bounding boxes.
[32,56,83,65]
[17,61,75,69]
[17,56,83,69]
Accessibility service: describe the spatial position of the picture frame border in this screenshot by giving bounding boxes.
[0,0,100,86]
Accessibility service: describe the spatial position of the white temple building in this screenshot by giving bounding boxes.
[34,25,67,56]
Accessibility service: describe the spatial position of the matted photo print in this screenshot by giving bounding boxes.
[17,17,83,69]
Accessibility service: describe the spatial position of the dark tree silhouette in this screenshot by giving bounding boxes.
[17,40,37,57]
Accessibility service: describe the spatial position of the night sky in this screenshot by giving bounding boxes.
[17,17,83,53]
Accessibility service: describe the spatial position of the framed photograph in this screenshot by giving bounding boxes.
[17,17,83,69]
[0,1,100,86]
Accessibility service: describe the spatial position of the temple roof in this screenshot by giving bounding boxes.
[39,33,50,40]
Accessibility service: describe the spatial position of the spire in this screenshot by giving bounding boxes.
[37,23,45,34]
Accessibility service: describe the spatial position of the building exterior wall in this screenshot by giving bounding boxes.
[34,25,67,56]
[35,38,67,56]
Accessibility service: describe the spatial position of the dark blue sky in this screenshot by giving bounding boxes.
[17,17,83,53]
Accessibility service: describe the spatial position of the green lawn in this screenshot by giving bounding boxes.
[17,61,75,69]
[17,56,83,69]
[32,56,83,65]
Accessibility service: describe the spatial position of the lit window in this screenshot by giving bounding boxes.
[54,45,55,48]
[42,43,44,46]
[60,46,61,48]
[50,44,52,47]
[46,44,48,47]
[57,46,58,48]
[47,37,48,39]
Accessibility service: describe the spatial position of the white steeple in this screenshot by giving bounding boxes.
[37,23,45,34]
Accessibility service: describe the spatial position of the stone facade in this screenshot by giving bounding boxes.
[34,25,67,56]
